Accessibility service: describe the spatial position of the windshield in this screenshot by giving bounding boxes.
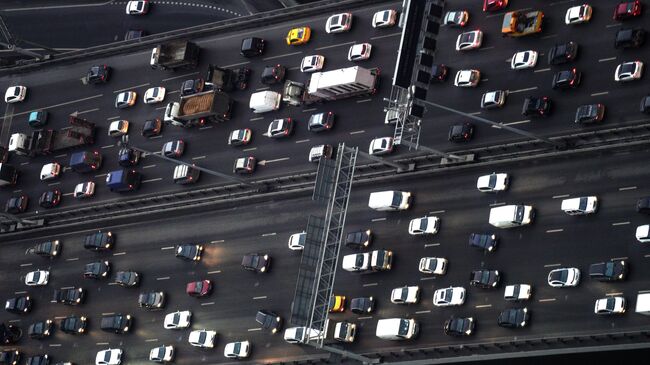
[398,319,410,336]
[488,174,497,188]
[198,331,206,343]
[578,197,588,210]
[390,192,402,207]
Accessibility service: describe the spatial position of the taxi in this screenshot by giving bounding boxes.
[329,295,346,312]
[286,26,311,45]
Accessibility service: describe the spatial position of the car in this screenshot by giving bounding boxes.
[613,1,642,21]
[73,182,95,199]
[288,232,306,250]
[638,224,650,242]
[5,296,31,313]
[261,64,286,85]
[433,286,465,307]
[476,173,508,192]
[286,26,311,45]
[28,110,48,127]
[100,314,131,333]
[149,345,174,362]
[266,118,293,138]
[455,30,482,51]
[454,69,480,87]
[40,162,61,181]
[419,257,448,275]
[642,96,650,114]
[240,37,265,57]
[114,91,136,108]
[390,286,420,304]
[241,253,271,273]
[108,120,129,137]
[164,310,191,329]
[615,61,644,81]
[228,129,252,146]
[443,10,469,27]
[350,297,375,314]
[498,308,529,328]
[448,122,474,142]
[224,341,250,358]
[118,147,140,167]
[180,78,205,96]
[549,42,578,65]
[188,329,216,348]
[408,216,440,235]
[326,13,352,33]
[470,270,500,288]
[308,111,335,132]
[348,43,372,61]
[5,195,28,214]
[124,29,145,40]
[162,140,185,158]
[552,68,581,89]
[481,90,506,109]
[95,349,122,365]
[84,261,110,279]
[368,137,393,155]
[469,233,498,252]
[143,87,165,104]
[141,119,162,138]
[25,356,49,365]
[504,284,532,301]
[126,0,148,14]
[86,65,110,84]
[483,0,508,12]
[589,259,628,281]
[0,350,20,364]
[308,144,333,163]
[115,271,139,287]
[511,50,538,70]
[444,316,474,336]
[186,280,212,297]
[31,240,60,257]
[575,104,605,124]
[300,55,325,73]
[342,253,370,272]
[637,197,650,213]
[28,320,53,339]
[547,267,581,287]
[39,190,61,209]
[594,297,626,315]
[233,156,256,174]
[25,270,49,286]
[175,244,202,261]
[345,229,371,249]
[53,288,85,305]
[84,231,114,251]
[372,9,397,28]
[522,96,552,117]
[4,86,26,103]
[256,310,282,333]
[615,28,646,48]
[430,64,449,82]
[561,196,598,215]
[565,4,592,24]
[333,321,356,343]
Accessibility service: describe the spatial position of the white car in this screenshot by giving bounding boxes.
[504,284,532,301]
[40,162,61,181]
[454,69,480,87]
[143,87,166,104]
[511,50,538,70]
[476,173,509,192]
[443,10,469,27]
[163,310,191,329]
[408,216,440,235]
[326,13,353,33]
[433,286,465,307]
[390,285,420,304]
[455,30,482,51]
[368,137,393,155]
[418,257,447,275]
[108,120,129,137]
[372,9,397,28]
[547,267,580,287]
[594,297,626,315]
[96,348,122,365]
[115,91,137,108]
[25,270,49,286]
[224,340,251,359]
[481,90,506,109]
[4,86,27,103]
[189,329,216,348]
[615,61,644,82]
[348,43,372,61]
[288,232,306,250]
[300,55,325,73]
[561,196,598,215]
[565,4,592,25]
[149,345,174,362]
[74,181,96,199]
[126,0,149,15]
[342,253,370,272]
[636,224,650,243]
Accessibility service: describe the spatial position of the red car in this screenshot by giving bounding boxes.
[614,1,642,20]
[186,280,212,297]
[483,0,508,12]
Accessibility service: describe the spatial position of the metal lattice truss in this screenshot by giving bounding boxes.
[387,85,421,149]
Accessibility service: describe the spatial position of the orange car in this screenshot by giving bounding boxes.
[329,295,346,312]
[286,27,311,46]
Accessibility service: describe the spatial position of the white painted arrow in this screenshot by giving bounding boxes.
[257,157,290,166]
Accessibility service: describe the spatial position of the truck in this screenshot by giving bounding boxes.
[164,89,234,127]
[304,66,379,104]
[0,163,18,187]
[8,115,96,157]
[501,10,544,37]
[489,204,534,228]
[206,64,250,91]
[636,292,650,315]
[106,169,142,193]
[150,41,200,71]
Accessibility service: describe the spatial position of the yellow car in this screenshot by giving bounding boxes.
[329,295,346,313]
[286,26,311,46]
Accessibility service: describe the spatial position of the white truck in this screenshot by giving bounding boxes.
[304,66,379,104]
[489,204,534,228]
[368,190,412,211]
[249,91,281,114]
[635,292,650,315]
[375,318,418,340]
[284,320,329,344]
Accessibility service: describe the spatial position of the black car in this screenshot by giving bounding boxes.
[468,233,497,252]
[115,271,140,287]
[640,96,650,113]
[552,68,581,89]
[574,104,605,124]
[38,190,61,209]
[589,259,628,282]
[175,244,202,261]
[448,123,474,142]
[615,28,646,48]
[307,111,335,132]
[444,316,474,336]
[234,67,251,90]
[124,29,145,40]
[5,296,31,314]
[118,147,141,167]
[28,320,53,339]
[84,260,110,279]
[497,308,529,328]
[86,65,110,84]
[31,240,61,257]
[180,78,205,96]
[548,42,578,65]
[345,229,372,249]
[637,197,650,213]
[141,119,162,137]
[100,313,131,334]
[261,64,286,85]
[241,253,271,273]
[469,269,500,288]
[52,288,85,305]
[83,231,114,251]
[255,310,282,334]
[60,315,87,334]
[138,291,165,309]
[241,37,265,57]
[25,356,49,365]
[5,195,28,214]
[0,350,20,364]
[522,96,552,117]
[350,296,375,314]
[430,64,449,82]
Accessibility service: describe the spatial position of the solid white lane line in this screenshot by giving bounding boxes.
[546,229,564,233]
[113,83,150,93]
[619,186,637,191]
[263,51,302,61]
[315,41,355,51]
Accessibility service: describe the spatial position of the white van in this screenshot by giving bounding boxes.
[489,204,534,228]
[636,225,650,243]
[249,91,281,113]
[368,191,412,211]
[375,318,418,340]
[284,325,325,344]
[560,196,598,215]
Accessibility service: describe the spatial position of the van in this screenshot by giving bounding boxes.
[368,191,412,211]
[375,318,418,340]
[240,37,265,57]
[488,204,534,228]
[560,196,598,215]
[106,169,141,192]
[69,151,103,173]
[249,91,281,113]
[173,164,200,184]
[283,325,325,344]
[308,144,333,163]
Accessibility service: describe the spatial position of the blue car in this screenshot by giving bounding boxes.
[28,110,47,128]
